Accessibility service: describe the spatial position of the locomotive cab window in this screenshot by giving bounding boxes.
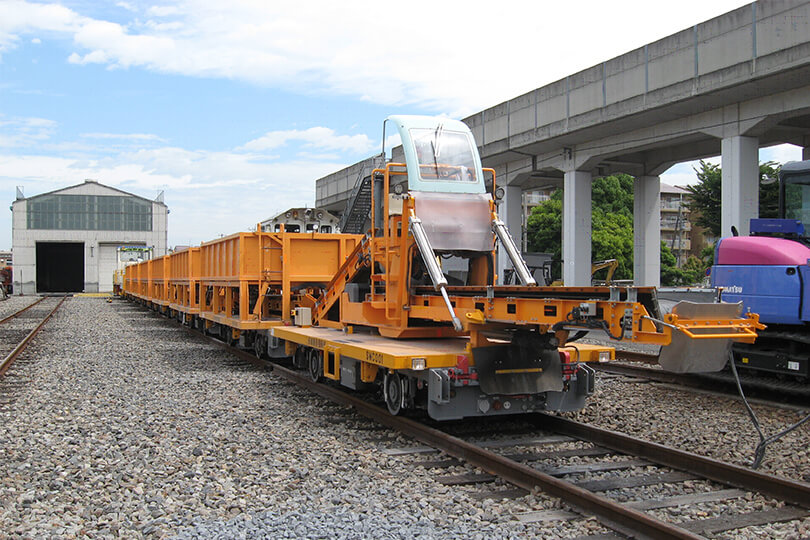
[411,128,478,184]
[783,172,810,232]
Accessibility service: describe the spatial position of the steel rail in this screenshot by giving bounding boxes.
[184,329,702,540]
[272,362,711,539]
[0,296,66,378]
[615,350,659,363]
[595,360,810,406]
[166,313,809,538]
[596,362,717,386]
[0,296,47,326]
[532,413,810,509]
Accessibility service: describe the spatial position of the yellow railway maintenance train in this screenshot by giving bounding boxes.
[121,115,763,421]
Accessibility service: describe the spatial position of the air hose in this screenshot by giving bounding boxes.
[728,351,810,468]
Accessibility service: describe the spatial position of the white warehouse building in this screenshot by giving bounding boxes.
[11,180,168,294]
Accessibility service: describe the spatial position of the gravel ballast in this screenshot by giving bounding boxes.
[1,296,808,538]
[0,296,41,320]
[0,298,592,538]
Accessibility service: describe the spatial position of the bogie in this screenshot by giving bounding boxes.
[308,348,322,383]
[383,372,404,415]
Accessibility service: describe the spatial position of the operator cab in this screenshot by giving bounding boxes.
[747,160,810,242]
[780,160,810,241]
[380,116,500,290]
[386,115,486,195]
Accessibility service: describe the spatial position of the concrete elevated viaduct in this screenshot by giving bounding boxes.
[316,0,810,286]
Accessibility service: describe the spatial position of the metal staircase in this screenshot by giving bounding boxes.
[338,171,373,234]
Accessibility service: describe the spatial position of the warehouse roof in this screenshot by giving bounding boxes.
[13,179,166,206]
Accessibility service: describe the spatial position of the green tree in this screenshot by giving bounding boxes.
[526,190,563,269]
[680,255,709,285]
[683,161,721,237]
[684,160,780,237]
[759,161,780,218]
[591,173,634,216]
[592,210,633,280]
[526,173,683,284]
[659,243,682,285]
[700,243,716,267]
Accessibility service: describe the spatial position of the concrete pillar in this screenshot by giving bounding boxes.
[497,185,523,283]
[563,170,592,286]
[633,175,661,287]
[721,135,759,237]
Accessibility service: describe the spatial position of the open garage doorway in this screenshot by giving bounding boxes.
[36,242,84,293]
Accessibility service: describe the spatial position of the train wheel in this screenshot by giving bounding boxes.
[384,372,404,416]
[308,348,322,382]
[253,333,266,359]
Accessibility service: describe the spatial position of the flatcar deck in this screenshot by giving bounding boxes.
[272,325,464,370]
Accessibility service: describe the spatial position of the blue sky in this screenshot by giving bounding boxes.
[0,0,802,249]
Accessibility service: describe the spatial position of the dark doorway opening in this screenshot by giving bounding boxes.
[36,242,84,293]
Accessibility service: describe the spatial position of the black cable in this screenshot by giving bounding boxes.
[599,319,625,341]
[551,310,625,341]
[728,350,810,469]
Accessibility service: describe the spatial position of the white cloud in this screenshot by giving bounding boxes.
[383,133,402,158]
[0,0,83,54]
[0,0,751,115]
[116,2,137,12]
[80,132,165,142]
[0,122,367,247]
[0,148,334,246]
[146,5,181,17]
[0,115,58,147]
[660,144,802,187]
[761,144,803,165]
[240,127,374,154]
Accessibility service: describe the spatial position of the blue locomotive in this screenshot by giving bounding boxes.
[711,160,810,380]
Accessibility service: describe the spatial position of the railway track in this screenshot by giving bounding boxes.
[596,351,810,408]
[281,368,810,538]
[0,296,47,325]
[0,296,67,378]
[170,318,809,539]
[116,299,808,538]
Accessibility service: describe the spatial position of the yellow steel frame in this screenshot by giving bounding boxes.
[272,325,463,371]
[119,160,762,380]
[271,323,616,378]
[168,247,201,315]
[409,290,761,346]
[314,163,762,350]
[120,230,362,330]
